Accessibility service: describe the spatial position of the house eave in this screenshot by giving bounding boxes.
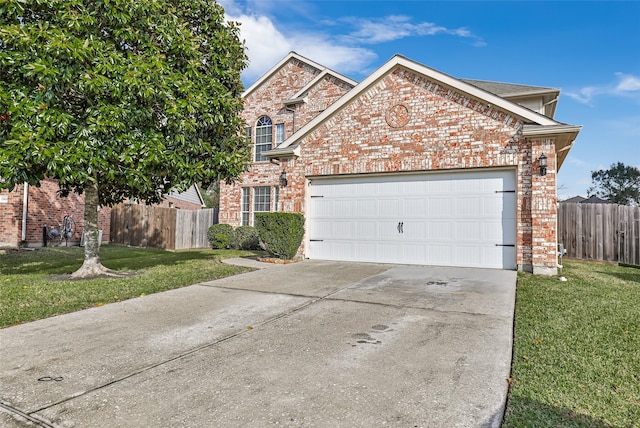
[523,124,582,170]
[283,96,308,106]
[262,146,301,160]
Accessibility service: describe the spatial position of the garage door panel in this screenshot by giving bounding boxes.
[378,220,403,239]
[422,197,453,217]
[455,197,485,218]
[455,220,484,242]
[355,221,377,237]
[355,199,378,217]
[307,170,517,269]
[423,221,452,241]
[378,198,403,217]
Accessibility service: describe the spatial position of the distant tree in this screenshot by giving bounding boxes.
[200,180,220,209]
[0,0,249,277]
[587,162,640,206]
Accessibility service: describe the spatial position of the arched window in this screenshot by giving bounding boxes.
[255,116,272,162]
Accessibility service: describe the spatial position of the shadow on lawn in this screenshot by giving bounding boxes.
[102,250,219,272]
[504,397,613,428]
[0,247,228,276]
[596,266,640,285]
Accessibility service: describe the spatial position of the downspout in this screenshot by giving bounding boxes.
[285,105,296,133]
[21,183,28,241]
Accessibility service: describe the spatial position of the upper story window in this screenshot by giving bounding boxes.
[255,116,272,162]
[275,123,285,146]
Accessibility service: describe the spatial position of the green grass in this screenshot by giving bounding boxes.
[503,260,640,427]
[0,245,258,328]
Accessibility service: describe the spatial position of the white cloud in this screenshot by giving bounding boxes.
[232,14,293,81]
[221,0,484,83]
[614,72,640,93]
[566,73,640,105]
[223,5,377,82]
[340,15,484,46]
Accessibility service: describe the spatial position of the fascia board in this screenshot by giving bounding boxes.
[523,124,582,138]
[500,89,561,99]
[193,184,205,206]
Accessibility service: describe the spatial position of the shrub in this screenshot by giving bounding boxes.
[207,223,235,249]
[255,213,304,260]
[235,226,260,250]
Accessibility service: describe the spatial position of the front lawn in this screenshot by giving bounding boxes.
[503,260,640,427]
[0,245,257,328]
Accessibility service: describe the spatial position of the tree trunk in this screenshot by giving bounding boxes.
[70,181,122,279]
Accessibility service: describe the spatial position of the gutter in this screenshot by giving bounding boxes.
[21,183,28,241]
[522,124,582,137]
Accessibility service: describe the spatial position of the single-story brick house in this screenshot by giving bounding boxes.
[0,179,204,248]
[219,52,581,274]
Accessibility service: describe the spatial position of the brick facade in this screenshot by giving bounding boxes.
[1,179,202,248]
[218,53,578,274]
[219,57,355,225]
[0,179,111,247]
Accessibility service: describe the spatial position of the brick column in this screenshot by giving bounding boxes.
[530,138,558,275]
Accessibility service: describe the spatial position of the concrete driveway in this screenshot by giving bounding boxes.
[0,259,516,428]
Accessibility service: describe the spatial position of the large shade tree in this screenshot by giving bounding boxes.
[0,0,249,277]
[588,162,640,206]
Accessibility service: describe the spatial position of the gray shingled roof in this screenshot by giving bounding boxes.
[461,79,559,97]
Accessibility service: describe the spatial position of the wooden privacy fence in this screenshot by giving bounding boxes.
[110,205,218,250]
[558,203,640,265]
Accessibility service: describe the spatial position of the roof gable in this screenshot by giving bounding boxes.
[268,55,562,155]
[242,51,357,100]
[284,69,357,105]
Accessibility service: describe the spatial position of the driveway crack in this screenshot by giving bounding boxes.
[25,280,357,416]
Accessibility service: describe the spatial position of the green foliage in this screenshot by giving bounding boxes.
[0,0,249,205]
[588,162,640,206]
[255,213,304,260]
[207,223,235,249]
[235,226,260,250]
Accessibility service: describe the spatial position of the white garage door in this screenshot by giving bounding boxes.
[307,169,516,269]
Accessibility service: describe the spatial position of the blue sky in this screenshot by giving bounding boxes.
[220,0,640,200]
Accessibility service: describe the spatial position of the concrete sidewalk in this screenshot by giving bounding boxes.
[0,259,516,427]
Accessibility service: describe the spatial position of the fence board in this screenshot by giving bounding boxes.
[559,203,640,265]
[111,205,218,250]
[175,209,217,250]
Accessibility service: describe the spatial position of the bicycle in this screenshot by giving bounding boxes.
[45,215,76,247]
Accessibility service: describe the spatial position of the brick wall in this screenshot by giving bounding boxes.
[0,185,25,247]
[221,64,560,273]
[0,179,111,248]
[219,57,355,225]
[2,182,204,248]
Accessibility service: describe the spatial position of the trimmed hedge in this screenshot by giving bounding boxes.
[207,223,235,249]
[235,226,260,250]
[255,212,304,260]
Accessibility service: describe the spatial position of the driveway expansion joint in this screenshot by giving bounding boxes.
[0,400,55,428]
[23,277,360,418]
